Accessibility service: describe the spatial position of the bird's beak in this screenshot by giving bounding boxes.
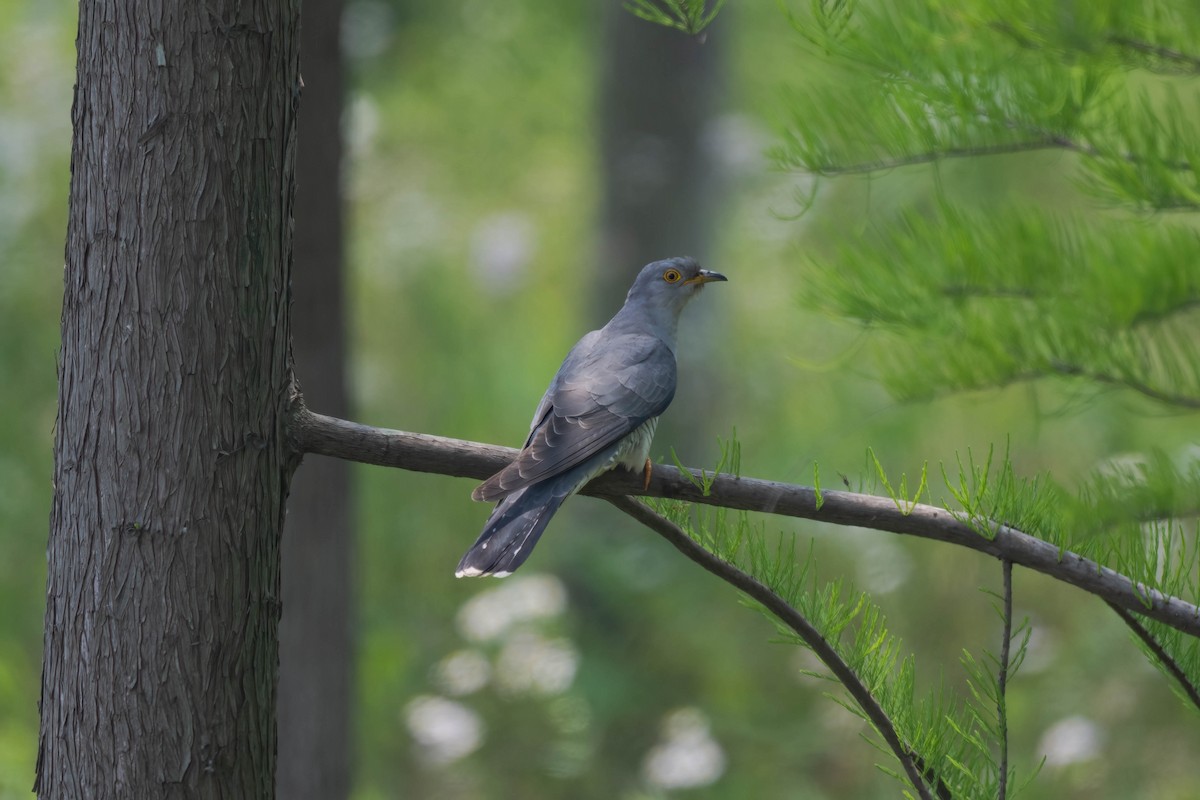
[683,269,728,286]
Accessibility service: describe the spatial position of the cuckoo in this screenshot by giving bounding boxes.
[457,256,726,577]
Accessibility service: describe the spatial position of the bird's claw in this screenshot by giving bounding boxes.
[643,458,653,491]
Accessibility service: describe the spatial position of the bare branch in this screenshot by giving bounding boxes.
[1106,601,1200,714]
[288,407,1200,637]
[605,496,942,800]
[998,560,1013,800]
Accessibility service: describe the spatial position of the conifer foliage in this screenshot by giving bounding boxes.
[639,3,1200,797]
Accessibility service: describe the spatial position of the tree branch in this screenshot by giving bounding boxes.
[1106,36,1200,75]
[800,137,1081,177]
[997,559,1013,800]
[991,21,1200,75]
[1106,601,1200,713]
[605,495,943,800]
[288,407,1200,637]
[1047,362,1200,410]
[903,364,1200,414]
[797,119,1193,180]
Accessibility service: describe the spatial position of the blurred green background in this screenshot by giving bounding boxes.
[2,1,1198,798]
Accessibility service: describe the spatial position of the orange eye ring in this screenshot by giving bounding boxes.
[663,269,682,283]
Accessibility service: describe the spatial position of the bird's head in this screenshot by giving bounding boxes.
[625,257,728,318]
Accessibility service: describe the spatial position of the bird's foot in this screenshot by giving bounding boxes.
[642,458,653,491]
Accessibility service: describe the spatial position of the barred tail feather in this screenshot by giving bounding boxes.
[455,486,568,578]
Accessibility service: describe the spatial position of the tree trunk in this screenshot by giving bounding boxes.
[37,1,302,797]
[276,0,354,794]
[595,4,724,315]
[595,6,726,448]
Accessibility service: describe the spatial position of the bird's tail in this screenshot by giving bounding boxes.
[456,484,568,578]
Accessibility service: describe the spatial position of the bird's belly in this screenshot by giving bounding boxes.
[613,417,660,471]
[562,417,660,496]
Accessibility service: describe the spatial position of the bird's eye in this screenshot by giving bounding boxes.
[663,269,682,283]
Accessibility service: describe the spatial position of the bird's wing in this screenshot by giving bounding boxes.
[522,330,603,447]
[473,332,676,502]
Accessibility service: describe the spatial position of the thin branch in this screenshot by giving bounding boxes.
[1129,298,1200,329]
[991,21,1200,75]
[905,363,1200,413]
[605,495,942,800]
[288,407,1200,637]
[1106,36,1200,75]
[799,137,1080,177]
[940,286,1037,301]
[796,117,1194,179]
[1106,601,1200,713]
[997,559,1013,800]
[1047,362,1200,410]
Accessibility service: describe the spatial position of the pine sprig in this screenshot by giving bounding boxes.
[803,205,1200,408]
[647,450,1058,797]
[777,0,1200,212]
[623,0,727,36]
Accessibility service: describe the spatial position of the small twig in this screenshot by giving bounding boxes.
[799,137,1080,177]
[940,286,1037,301]
[1106,601,1200,713]
[796,116,1192,180]
[1048,362,1200,410]
[1106,35,1200,74]
[991,21,1200,74]
[1129,298,1200,329]
[911,363,1200,413]
[998,559,1013,800]
[605,495,941,800]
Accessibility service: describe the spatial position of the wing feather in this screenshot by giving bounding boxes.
[473,333,675,502]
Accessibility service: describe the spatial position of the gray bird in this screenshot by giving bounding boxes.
[457,256,727,577]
